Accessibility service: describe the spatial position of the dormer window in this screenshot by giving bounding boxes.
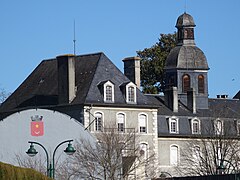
[215,119,223,135]
[98,80,114,103]
[126,82,136,104]
[104,81,114,102]
[236,120,240,135]
[128,86,134,102]
[191,118,201,134]
[120,82,137,104]
[168,117,179,134]
[105,85,113,101]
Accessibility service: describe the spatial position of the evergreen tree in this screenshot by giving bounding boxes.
[137,33,177,94]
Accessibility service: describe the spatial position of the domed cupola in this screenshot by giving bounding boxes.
[176,12,195,28]
[164,12,209,110]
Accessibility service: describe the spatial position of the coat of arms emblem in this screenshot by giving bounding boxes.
[31,115,44,136]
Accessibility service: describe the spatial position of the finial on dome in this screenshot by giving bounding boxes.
[184,0,187,13]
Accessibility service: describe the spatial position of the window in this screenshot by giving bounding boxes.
[169,117,179,134]
[117,113,125,132]
[95,112,103,131]
[139,114,147,133]
[170,145,179,165]
[198,75,205,94]
[191,119,201,134]
[140,143,148,159]
[106,85,112,101]
[215,119,223,135]
[236,120,240,135]
[182,74,190,93]
[192,146,201,161]
[104,81,114,102]
[128,86,135,102]
[126,82,136,104]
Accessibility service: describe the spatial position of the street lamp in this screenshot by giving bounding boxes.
[26,139,76,179]
[217,159,238,180]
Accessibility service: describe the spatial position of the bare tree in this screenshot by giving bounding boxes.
[65,127,155,180]
[14,153,68,179]
[0,87,10,104]
[177,119,240,176]
[15,154,47,175]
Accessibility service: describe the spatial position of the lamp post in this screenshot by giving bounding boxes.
[217,159,237,180]
[26,139,76,179]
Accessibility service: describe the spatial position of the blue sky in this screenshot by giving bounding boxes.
[1,0,240,98]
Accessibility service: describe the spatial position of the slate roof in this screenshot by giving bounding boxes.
[153,95,240,137]
[233,90,240,99]
[0,52,158,117]
[176,12,196,28]
[165,46,209,70]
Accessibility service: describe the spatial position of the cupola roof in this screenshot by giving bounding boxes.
[165,46,209,70]
[176,12,196,28]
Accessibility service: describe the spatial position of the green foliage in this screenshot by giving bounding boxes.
[0,162,51,180]
[137,33,177,94]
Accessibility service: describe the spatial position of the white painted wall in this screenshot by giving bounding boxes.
[0,108,95,165]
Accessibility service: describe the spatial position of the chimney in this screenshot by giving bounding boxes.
[217,94,228,99]
[122,57,141,89]
[57,54,76,104]
[164,87,178,113]
[187,88,196,114]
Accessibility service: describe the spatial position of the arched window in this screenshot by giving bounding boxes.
[103,81,114,102]
[198,75,205,94]
[140,143,148,159]
[117,113,125,132]
[182,74,190,93]
[139,114,147,133]
[192,119,201,134]
[170,145,179,165]
[128,86,135,102]
[215,119,223,135]
[95,112,103,131]
[169,117,179,134]
[192,146,201,161]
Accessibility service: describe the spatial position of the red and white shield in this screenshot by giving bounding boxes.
[31,121,44,136]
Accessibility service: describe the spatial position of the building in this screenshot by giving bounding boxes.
[154,12,240,177]
[0,12,240,179]
[0,53,159,179]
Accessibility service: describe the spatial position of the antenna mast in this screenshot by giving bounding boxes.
[73,20,76,55]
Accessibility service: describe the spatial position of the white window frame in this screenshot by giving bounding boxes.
[140,142,148,159]
[168,117,179,134]
[170,144,179,166]
[116,112,125,132]
[237,120,240,135]
[138,113,148,133]
[191,118,201,134]
[215,119,223,135]
[126,82,137,104]
[104,81,114,102]
[94,112,104,132]
[192,145,201,159]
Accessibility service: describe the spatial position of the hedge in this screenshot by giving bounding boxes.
[0,162,51,180]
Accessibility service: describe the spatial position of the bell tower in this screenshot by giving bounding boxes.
[164,13,210,109]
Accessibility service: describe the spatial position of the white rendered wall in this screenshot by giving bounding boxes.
[0,108,95,165]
